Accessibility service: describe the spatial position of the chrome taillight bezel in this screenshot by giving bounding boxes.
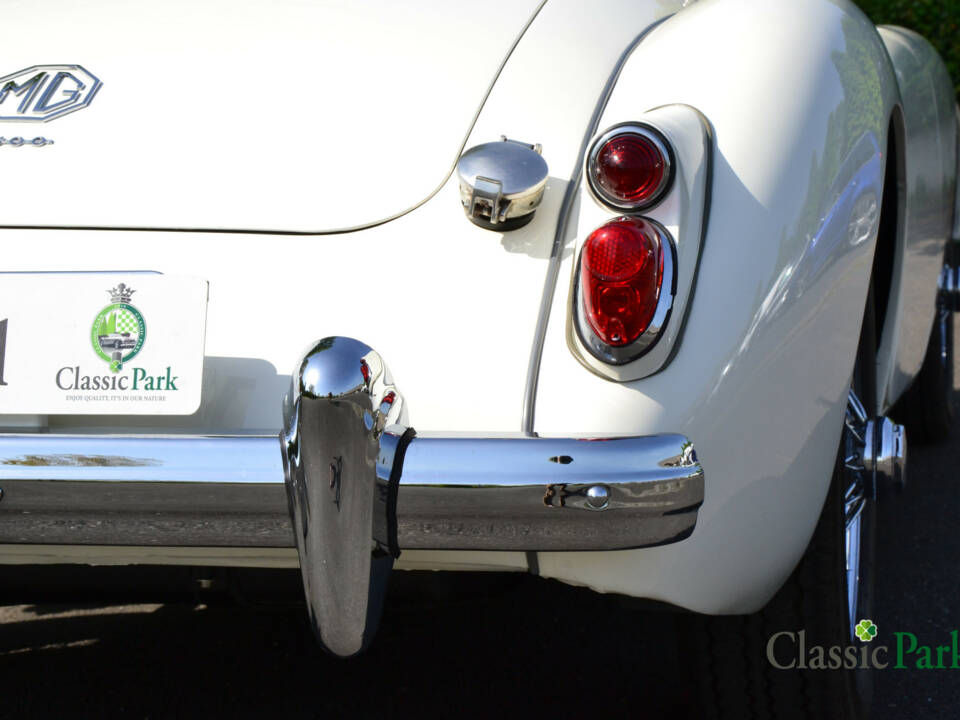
[573,217,677,365]
[586,123,675,212]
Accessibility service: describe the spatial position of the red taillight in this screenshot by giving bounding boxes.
[379,390,396,414]
[581,217,663,346]
[588,125,671,209]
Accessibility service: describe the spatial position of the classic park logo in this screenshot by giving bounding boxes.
[854,619,878,642]
[54,283,180,397]
[91,283,145,372]
[767,621,960,670]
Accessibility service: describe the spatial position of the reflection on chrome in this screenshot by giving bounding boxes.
[1,453,160,467]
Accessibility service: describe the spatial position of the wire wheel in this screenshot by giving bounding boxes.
[844,389,871,643]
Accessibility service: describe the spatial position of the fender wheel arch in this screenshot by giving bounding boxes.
[677,278,880,719]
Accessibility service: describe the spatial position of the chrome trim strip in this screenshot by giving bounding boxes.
[521,16,673,434]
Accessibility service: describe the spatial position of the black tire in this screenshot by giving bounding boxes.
[680,283,878,719]
[892,294,954,444]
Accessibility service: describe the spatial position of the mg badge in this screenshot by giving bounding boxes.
[0,65,101,122]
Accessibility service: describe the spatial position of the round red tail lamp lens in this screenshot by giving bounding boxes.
[581,217,664,347]
[587,125,672,210]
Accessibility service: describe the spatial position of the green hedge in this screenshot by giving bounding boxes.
[857,0,960,95]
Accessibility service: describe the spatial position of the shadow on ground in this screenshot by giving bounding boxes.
[0,574,689,718]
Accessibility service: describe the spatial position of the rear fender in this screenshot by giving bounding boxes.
[532,0,900,613]
[876,26,957,409]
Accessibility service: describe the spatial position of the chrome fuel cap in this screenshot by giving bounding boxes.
[457,137,548,230]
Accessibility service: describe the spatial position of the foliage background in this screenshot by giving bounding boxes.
[856,0,960,96]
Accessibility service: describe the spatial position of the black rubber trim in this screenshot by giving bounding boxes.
[386,427,417,558]
[465,210,536,232]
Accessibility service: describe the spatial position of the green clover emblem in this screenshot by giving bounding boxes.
[855,619,877,642]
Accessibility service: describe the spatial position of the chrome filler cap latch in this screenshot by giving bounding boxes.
[457,136,548,230]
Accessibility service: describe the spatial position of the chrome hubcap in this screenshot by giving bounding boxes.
[844,390,869,641]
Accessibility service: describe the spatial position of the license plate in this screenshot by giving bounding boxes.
[0,273,207,415]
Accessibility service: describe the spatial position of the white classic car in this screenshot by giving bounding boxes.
[0,0,956,716]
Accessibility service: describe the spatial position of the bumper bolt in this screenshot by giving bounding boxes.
[585,484,610,510]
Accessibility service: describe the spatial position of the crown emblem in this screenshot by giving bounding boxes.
[108,283,136,304]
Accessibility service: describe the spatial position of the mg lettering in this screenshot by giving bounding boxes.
[0,65,101,122]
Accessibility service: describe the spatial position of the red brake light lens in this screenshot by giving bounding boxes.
[581,217,663,346]
[589,126,671,209]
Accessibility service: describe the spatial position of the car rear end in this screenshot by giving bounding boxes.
[0,0,709,656]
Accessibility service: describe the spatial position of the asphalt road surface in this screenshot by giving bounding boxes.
[2,319,959,719]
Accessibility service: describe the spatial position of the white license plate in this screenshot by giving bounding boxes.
[0,273,207,415]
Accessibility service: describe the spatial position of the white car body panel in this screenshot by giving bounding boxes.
[0,0,541,232]
[875,26,958,410]
[1,0,956,613]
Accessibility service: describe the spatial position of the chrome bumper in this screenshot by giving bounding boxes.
[0,435,290,548]
[0,336,704,656]
[0,432,702,550]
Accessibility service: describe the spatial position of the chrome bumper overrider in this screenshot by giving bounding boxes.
[0,337,704,656]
